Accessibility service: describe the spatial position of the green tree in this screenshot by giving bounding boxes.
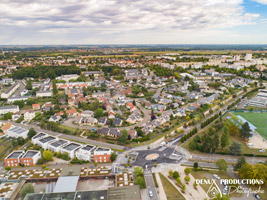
[110,152,117,162]
[184,167,191,174]
[118,129,128,144]
[20,183,34,198]
[168,170,173,177]
[212,134,220,152]
[94,108,104,118]
[216,159,227,172]
[134,166,144,176]
[193,162,198,170]
[239,122,251,140]
[229,141,242,155]
[173,171,179,179]
[220,132,229,150]
[234,156,246,171]
[28,128,37,139]
[135,176,146,189]
[43,150,53,161]
[52,79,58,96]
[184,175,190,183]
[26,79,32,90]
[3,112,12,120]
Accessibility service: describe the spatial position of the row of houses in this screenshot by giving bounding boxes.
[32,133,112,162]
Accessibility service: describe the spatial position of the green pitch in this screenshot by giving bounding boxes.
[231,111,267,139]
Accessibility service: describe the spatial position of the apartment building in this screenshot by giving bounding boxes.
[75,145,96,161]
[20,150,41,166]
[93,147,112,163]
[4,151,24,167]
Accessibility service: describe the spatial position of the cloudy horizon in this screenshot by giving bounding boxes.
[0,0,267,45]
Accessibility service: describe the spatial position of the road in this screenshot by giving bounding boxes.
[13,80,25,97]
[144,170,159,200]
[0,120,125,150]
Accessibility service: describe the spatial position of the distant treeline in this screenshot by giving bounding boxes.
[12,65,81,79]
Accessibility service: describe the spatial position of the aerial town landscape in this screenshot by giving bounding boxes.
[0,46,266,200]
[1,0,267,200]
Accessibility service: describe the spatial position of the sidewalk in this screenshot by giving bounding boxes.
[155,173,167,200]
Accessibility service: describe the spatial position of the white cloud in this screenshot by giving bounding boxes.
[0,0,261,44]
[253,0,267,5]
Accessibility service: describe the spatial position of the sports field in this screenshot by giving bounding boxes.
[231,111,267,139]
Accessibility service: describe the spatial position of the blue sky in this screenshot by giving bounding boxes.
[0,0,267,45]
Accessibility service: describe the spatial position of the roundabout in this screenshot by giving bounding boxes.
[145,153,159,161]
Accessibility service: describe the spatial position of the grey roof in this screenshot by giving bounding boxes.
[8,126,28,134]
[0,105,18,110]
[50,139,68,147]
[39,136,56,144]
[62,143,81,151]
[81,145,95,151]
[7,151,24,159]
[32,132,46,139]
[23,151,38,158]
[53,176,79,193]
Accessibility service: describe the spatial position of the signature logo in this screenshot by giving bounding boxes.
[206,181,222,199]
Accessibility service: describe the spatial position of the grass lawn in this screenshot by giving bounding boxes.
[231,111,267,139]
[159,173,185,200]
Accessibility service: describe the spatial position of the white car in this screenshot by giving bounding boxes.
[149,190,153,197]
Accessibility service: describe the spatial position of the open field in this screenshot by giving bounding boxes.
[231,111,267,139]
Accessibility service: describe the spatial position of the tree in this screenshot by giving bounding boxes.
[52,79,58,96]
[216,159,227,172]
[228,123,239,136]
[234,156,246,171]
[220,132,229,150]
[110,152,117,162]
[94,108,104,118]
[176,177,181,184]
[212,134,220,152]
[28,128,37,139]
[173,171,179,179]
[229,141,242,155]
[193,162,198,170]
[168,170,173,177]
[118,129,128,144]
[20,183,34,198]
[184,167,191,174]
[3,112,12,120]
[43,150,53,161]
[184,175,190,183]
[239,122,251,140]
[135,176,146,189]
[134,166,144,176]
[154,163,157,167]
[26,79,32,90]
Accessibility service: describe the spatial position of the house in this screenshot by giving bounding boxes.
[83,71,101,77]
[79,117,98,126]
[31,132,47,144]
[36,136,57,150]
[1,82,19,99]
[75,145,96,161]
[6,126,29,139]
[1,122,13,134]
[66,108,78,117]
[32,104,40,110]
[93,147,112,163]
[4,151,24,167]
[113,118,123,127]
[49,115,62,122]
[97,128,110,136]
[109,128,121,137]
[0,106,19,115]
[128,130,137,139]
[81,110,94,118]
[47,139,69,153]
[20,150,41,166]
[36,90,52,97]
[61,143,81,159]
[12,112,21,121]
[24,110,35,121]
[98,117,108,125]
[108,111,116,119]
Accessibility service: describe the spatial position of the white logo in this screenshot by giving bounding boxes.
[206,181,222,199]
